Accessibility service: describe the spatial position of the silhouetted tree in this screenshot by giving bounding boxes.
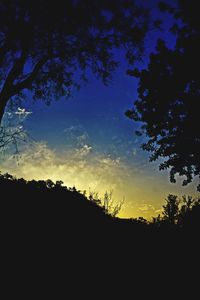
[88,190,101,206]
[102,191,124,217]
[162,194,179,226]
[0,0,148,124]
[126,0,200,190]
[178,195,200,226]
[88,190,123,217]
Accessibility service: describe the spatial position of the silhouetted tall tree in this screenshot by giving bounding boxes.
[0,0,148,123]
[162,194,179,226]
[126,0,200,190]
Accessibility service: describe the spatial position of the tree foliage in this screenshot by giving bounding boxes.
[152,193,200,230]
[0,0,148,123]
[126,0,200,190]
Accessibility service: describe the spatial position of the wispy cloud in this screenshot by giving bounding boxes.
[1,139,127,199]
[63,124,89,146]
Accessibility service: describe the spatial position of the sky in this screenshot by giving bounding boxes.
[1,65,199,219]
[0,1,199,219]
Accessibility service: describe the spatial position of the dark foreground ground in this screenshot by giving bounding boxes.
[1,174,199,296]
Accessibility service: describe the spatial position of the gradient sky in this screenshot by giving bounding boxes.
[0,1,199,219]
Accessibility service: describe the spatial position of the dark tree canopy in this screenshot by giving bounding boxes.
[0,0,148,123]
[126,0,200,190]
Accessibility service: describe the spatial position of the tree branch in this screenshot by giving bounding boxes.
[0,33,13,67]
[11,57,49,95]
[0,47,28,98]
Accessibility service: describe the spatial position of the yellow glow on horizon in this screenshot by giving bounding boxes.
[1,141,198,220]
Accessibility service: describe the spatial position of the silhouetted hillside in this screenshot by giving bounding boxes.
[1,173,114,240]
[1,172,199,293]
[1,173,199,244]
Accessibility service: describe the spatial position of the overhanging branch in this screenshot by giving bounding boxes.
[2,47,28,94]
[11,57,49,95]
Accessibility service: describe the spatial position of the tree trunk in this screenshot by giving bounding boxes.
[0,94,9,125]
